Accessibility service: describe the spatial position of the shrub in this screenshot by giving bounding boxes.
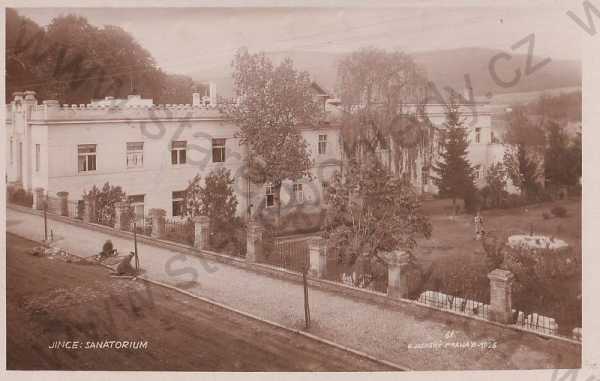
[101,240,114,255]
[551,205,568,218]
[501,194,525,209]
[9,187,34,207]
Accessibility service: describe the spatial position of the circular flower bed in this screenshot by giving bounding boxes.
[507,234,568,251]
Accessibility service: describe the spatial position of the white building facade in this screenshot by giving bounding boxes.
[5,91,342,220]
[5,90,512,221]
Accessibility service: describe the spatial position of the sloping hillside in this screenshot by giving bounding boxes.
[191,47,581,100]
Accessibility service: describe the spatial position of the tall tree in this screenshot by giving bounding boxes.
[544,121,573,188]
[335,47,432,176]
[224,48,321,226]
[483,162,507,208]
[432,93,477,212]
[502,107,545,199]
[198,168,239,233]
[568,131,582,187]
[6,9,200,104]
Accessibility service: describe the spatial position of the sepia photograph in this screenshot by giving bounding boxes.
[2,1,591,374]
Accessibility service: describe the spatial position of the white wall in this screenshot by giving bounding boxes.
[43,120,341,218]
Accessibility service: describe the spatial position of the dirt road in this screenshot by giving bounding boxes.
[6,233,394,371]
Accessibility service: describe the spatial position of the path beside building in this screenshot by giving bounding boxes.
[7,207,581,370]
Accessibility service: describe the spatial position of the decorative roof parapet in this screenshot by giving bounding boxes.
[29,102,225,122]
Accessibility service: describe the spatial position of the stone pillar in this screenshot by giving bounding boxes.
[488,269,515,324]
[149,208,166,238]
[114,201,129,231]
[309,237,327,278]
[34,187,45,210]
[245,221,264,263]
[83,196,94,223]
[194,216,210,249]
[57,191,69,216]
[384,250,410,300]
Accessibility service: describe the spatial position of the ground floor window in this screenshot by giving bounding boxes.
[265,184,274,207]
[422,167,429,185]
[128,194,145,224]
[321,181,330,204]
[293,183,304,203]
[172,191,185,217]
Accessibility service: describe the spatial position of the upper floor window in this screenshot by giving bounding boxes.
[293,183,304,203]
[475,128,481,144]
[35,144,40,172]
[212,138,226,163]
[265,184,274,208]
[318,134,327,155]
[127,142,144,168]
[172,190,186,217]
[78,144,96,172]
[171,141,187,165]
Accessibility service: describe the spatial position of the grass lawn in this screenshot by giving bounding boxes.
[415,196,582,329]
[417,197,581,267]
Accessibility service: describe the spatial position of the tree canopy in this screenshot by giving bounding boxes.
[224,48,321,222]
[502,107,545,198]
[6,9,205,104]
[335,47,433,176]
[323,157,432,265]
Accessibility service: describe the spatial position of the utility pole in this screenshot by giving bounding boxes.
[133,220,140,274]
[43,198,48,242]
[303,258,311,329]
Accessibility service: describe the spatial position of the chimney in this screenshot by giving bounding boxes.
[463,85,473,103]
[192,92,201,106]
[209,82,217,107]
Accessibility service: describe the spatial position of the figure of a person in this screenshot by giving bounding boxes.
[474,211,484,240]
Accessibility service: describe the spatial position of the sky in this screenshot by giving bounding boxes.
[16,5,582,79]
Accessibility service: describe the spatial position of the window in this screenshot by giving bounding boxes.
[422,167,429,185]
[78,144,96,172]
[35,144,40,172]
[491,131,499,144]
[475,128,481,144]
[293,183,304,203]
[265,184,274,207]
[127,142,144,168]
[212,138,226,163]
[171,141,187,165]
[321,181,330,204]
[128,194,145,224]
[172,191,185,217]
[10,138,13,164]
[474,169,480,180]
[318,134,327,155]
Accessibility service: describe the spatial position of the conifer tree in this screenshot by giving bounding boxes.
[432,94,477,213]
